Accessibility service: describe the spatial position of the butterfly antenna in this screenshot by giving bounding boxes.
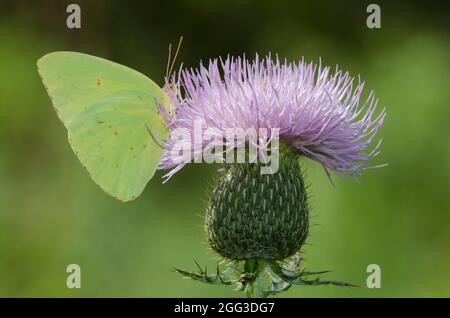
[145,123,165,149]
[168,36,183,77]
[166,42,172,79]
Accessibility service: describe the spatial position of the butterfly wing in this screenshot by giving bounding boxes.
[38,51,169,202]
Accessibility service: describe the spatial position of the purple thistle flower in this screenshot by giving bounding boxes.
[159,54,386,181]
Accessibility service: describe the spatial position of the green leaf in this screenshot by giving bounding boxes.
[269,261,358,288]
[37,51,170,202]
[173,261,233,286]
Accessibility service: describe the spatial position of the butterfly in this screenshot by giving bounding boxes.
[37,38,183,202]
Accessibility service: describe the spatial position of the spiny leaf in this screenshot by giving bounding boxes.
[173,261,233,286]
[263,277,292,296]
[290,277,359,287]
[269,261,358,287]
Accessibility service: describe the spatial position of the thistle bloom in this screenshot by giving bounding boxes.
[160,54,385,181]
[167,54,386,297]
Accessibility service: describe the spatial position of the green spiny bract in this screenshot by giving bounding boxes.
[205,149,309,261]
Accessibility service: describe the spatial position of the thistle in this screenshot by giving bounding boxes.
[38,48,385,297]
[162,55,386,297]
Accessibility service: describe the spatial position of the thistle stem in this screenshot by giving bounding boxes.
[243,259,269,298]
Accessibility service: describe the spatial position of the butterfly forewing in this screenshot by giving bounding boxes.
[37,51,169,201]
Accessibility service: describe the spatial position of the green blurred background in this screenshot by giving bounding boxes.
[0,0,449,297]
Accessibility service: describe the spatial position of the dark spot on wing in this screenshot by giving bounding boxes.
[114,129,119,135]
[96,78,102,86]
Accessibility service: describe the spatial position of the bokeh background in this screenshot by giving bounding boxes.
[0,0,449,297]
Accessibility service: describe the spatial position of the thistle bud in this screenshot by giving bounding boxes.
[205,149,308,261]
